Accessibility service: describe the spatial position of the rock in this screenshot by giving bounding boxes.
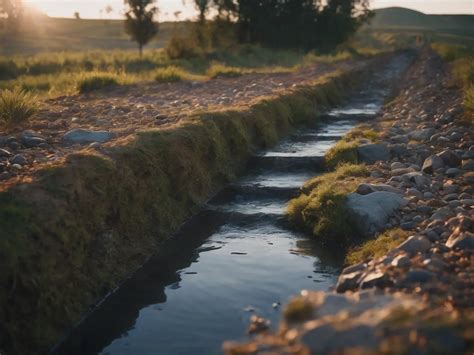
[422,155,444,174]
[341,262,367,275]
[357,144,390,164]
[389,143,408,157]
[22,136,46,148]
[461,199,474,207]
[9,154,27,166]
[397,235,431,255]
[446,168,462,177]
[437,150,461,167]
[401,221,416,230]
[430,208,454,221]
[444,193,459,201]
[0,148,12,157]
[401,172,430,188]
[406,188,422,199]
[356,183,403,196]
[359,270,390,289]
[0,171,11,180]
[391,254,411,267]
[391,162,406,170]
[462,160,474,171]
[402,269,435,284]
[346,192,408,236]
[63,129,115,144]
[446,232,474,250]
[409,128,435,141]
[336,271,363,293]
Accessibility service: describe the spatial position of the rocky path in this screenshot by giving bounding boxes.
[0,59,363,189]
[225,49,474,354]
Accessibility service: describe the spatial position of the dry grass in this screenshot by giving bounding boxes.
[0,88,38,127]
[345,228,410,265]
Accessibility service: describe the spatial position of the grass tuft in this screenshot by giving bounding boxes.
[0,88,38,127]
[325,140,359,168]
[154,66,194,83]
[287,163,369,246]
[77,73,119,93]
[284,297,314,323]
[345,228,410,265]
[207,64,245,78]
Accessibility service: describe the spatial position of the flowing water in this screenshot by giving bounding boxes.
[53,55,411,355]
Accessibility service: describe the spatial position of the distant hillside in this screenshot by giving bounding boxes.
[370,7,474,36]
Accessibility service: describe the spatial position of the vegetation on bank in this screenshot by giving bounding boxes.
[345,228,410,265]
[432,43,474,122]
[0,65,368,354]
[287,163,369,246]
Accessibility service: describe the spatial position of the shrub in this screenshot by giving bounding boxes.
[154,66,190,83]
[0,60,20,80]
[0,88,38,127]
[207,64,244,78]
[165,33,204,60]
[77,73,119,93]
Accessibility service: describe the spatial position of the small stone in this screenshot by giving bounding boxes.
[430,207,454,221]
[357,144,390,164]
[0,148,12,157]
[397,235,431,255]
[461,199,474,207]
[391,254,411,268]
[0,171,11,180]
[63,129,115,144]
[446,168,462,177]
[401,221,416,230]
[336,271,363,293]
[446,232,474,250]
[437,149,461,167]
[422,155,444,174]
[462,160,474,171]
[402,269,435,284]
[360,270,390,289]
[10,154,27,166]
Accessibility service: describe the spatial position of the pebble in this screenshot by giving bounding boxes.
[10,154,27,166]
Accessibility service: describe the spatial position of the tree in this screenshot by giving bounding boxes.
[1,0,23,32]
[74,11,81,20]
[124,0,159,56]
[105,5,113,17]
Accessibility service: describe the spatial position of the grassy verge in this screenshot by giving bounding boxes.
[0,62,376,355]
[287,163,369,246]
[0,46,371,98]
[432,43,474,122]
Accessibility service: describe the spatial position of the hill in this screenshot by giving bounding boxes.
[370,7,474,37]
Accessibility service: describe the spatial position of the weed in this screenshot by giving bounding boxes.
[207,64,244,78]
[0,88,38,127]
[154,66,193,83]
[77,73,119,93]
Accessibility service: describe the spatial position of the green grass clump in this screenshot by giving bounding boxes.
[287,163,369,246]
[284,297,314,323]
[77,73,119,93]
[345,228,410,265]
[325,140,359,168]
[206,64,245,78]
[0,88,38,127]
[154,66,194,83]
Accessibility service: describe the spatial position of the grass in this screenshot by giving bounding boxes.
[0,88,38,127]
[77,73,119,93]
[324,126,379,168]
[287,163,369,246]
[284,297,314,323]
[432,42,474,122]
[154,66,199,83]
[206,64,245,78]
[345,228,410,265]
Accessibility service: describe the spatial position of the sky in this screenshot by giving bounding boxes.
[24,0,474,21]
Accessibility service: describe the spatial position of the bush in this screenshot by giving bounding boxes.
[165,33,204,60]
[0,60,20,80]
[154,66,191,83]
[77,73,119,93]
[0,88,38,127]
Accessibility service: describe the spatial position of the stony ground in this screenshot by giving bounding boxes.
[0,60,363,189]
[225,49,474,354]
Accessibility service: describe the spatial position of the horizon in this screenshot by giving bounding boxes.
[23,0,474,21]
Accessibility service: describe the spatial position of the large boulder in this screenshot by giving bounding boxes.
[63,129,115,144]
[357,144,390,164]
[346,191,408,236]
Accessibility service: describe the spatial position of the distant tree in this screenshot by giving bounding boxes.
[74,11,81,20]
[105,5,113,17]
[1,0,23,32]
[124,0,159,56]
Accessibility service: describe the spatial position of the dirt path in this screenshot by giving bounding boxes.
[0,59,366,188]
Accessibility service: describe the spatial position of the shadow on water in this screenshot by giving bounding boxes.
[52,54,412,355]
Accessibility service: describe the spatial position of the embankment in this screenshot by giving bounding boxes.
[0,55,397,355]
